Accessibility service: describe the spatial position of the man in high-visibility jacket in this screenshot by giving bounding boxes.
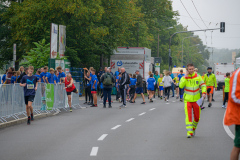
[203,67,217,107]
[179,63,206,138]
[224,68,240,160]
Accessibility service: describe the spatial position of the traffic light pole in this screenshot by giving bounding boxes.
[168,27,224,71]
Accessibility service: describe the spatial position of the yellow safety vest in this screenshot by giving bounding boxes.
[203,73,217,87]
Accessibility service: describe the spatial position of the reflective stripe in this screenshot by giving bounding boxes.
[186,124,192,126]
[187,129,193,131]
[185,86,199,90]
[231,68,240,104]
[184,90,200,95]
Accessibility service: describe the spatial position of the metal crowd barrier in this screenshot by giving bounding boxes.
[0,82,80,123]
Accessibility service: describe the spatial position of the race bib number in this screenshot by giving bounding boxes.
[27,84,34,89]
[160,82,163,85]
[176,83,179,86]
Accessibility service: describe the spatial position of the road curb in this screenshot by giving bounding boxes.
[0,112,58,129]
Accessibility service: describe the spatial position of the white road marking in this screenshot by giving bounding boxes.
[90,147,99,156]
[149,108,156,111]
[111,125,121,130]
[166,103,170,104]
[223,110,235,139]
[172,101,176,102]
[139,112,146,116]
[98,134,108,141]
[126,118,135,122]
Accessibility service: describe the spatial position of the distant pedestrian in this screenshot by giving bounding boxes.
[146,71,152,99]
[131,70,146,104]
[157,74,164,99]
[63,74,79,112]
[20,66,38,125]
[17,67,28,83]
[116,73,122,102]
[163,71,173,102]
[115,67,121,78]
[129,74,137,101]
[178,69,185,102]
[147,74,155,102]
[222,72,230,108]
[224,68,240,160]
[153,71,160,98]
[127,73,132,101]
[84,71,91,105]
[100,68,114,108]
[173,74,180,99]
[169,71,175,97]
[16,71,21,83]
[119,68,130,108]
[18,66,24,74]
[90,69,98,107]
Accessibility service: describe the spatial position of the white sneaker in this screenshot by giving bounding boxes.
[167,99,169,102]
[222,105,226,108]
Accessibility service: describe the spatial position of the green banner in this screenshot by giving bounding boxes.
[46,83,54,110]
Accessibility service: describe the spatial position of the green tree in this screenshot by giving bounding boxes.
[20,39,50,70]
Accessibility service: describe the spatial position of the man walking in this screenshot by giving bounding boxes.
[179,63,206,138]
[119,68,129,108]
[203,67,217,107]
[130,70,146,104]
[224,68,240,160]
[100,68,114,108]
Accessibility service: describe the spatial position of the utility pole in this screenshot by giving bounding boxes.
[157,34,159,57]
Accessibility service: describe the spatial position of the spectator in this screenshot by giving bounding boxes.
[100,68,114,108]
[17,67,28,83]
[119,68,129,108]
[85,67,94,105]
[153,71,160,98]
[129,74,137,101]
[147,73,156,102]
[84,71,91,105]
[163,71,173,102]
[5,67,14,84]
[115,67,121,78]
[97,67,104,95]
[54,70,59,83]
[222,72,230,108]
[18,66,24,74]
[90,69,98,107]
[16,71,21,83]
[1,69,8,84]
[157,74,164,99]
[224,68,240,160]
[169,71,175,97]
[40,68,44,73]
[35,70,41,82]
[46,68,57,84]
[131,70,146,104]
[40,66,49,83]
[100,81,104,101]
[56,66,66,83]
[109,68,114,76]
[194,68,201,76]
[11,71,17,84]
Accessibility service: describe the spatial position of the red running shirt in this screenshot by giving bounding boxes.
[65,77,76,92]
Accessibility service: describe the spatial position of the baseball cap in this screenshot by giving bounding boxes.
[207,67,212,70]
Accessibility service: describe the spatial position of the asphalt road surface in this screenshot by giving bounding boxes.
[0,91,235,160]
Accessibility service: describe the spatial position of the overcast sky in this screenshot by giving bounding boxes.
[172,0,240,50]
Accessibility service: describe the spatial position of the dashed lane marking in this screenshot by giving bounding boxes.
[90,147,99,156]
[139,112,146,116]
[149,108,156,111]
[126,118,135,122]
[98,134,108,141]
[111,125,121,130]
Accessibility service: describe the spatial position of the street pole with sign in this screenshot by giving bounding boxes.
[13,44,16,70]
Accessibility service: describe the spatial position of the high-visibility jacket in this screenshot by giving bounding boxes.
[224,68,240,126]
[224,77,230,92]
[203,73,217,87]
[179,72,206,102]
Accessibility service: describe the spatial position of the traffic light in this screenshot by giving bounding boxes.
[169,56,172,66]
[220,22,225,32]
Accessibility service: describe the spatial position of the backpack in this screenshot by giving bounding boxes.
[103,73,113,85]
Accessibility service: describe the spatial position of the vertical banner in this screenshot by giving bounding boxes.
[59,25,66,58]
[13,44,16,69]
[64,59,71,75]
[46,83,55,110]
[50,23,58,58]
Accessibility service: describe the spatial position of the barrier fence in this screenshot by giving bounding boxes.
[0,82,80,123]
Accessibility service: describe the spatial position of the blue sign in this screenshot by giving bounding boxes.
[117,61,123,66]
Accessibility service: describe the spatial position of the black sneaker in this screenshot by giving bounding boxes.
[91,104,98,107]
[109,106,112,108]
[103,105,106,108]
[150,99,153,103]
[31,114,34,121]
[27,117,31,125]
[160,96,163,99]
[130,101,135,103]
[141,102,146,104]
[208,103,212,107]
[212,99,215,102]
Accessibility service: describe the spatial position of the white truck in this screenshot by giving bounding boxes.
[110,47,152,79]
[110,47,152,93]
[214,63,235,90]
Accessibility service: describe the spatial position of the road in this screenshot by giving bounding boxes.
[0,91,235,160]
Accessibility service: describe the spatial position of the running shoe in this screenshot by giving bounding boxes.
[176,96,179,99]
[212,99,215,102]
[91,104,98,107]
[167,99,169,102]
[130,101,135,103]
[83,102,88,104]
[109,105,112,108]
[27,117,31,125]
[141,102,146,104]
[76,89,79,94]
[70,108,72,112]
[208,103,212,107]
[180,99,183,102]
[201,107,205,110]
[160,96,163,99]
[222,105,226,108]
[31,114,34,121]
[103,105,106,108]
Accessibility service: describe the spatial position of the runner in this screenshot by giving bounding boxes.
[173,74,180,99]
[203,67,217,107]
[224,68,240,160]
[179,63,206,138]
[153,71,160,98]
[90,69,98,107]
[63,74,78,112]
[129,74,137,102]
[178,69,185,102]
[222,72,230,108]
[20,66,38,125]
[162,71,173,102]
[157,74,164,99]
[147,73,155,102]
